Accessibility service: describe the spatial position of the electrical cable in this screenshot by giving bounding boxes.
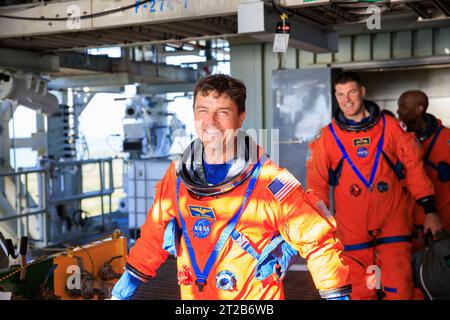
[0,3,43,14]
[0,0,150,21]
[271,0,388,14]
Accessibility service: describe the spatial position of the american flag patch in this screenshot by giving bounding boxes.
[267,170,301,202]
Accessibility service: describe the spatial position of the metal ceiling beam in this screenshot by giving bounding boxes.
[38,33,240,53]
[158,45,229,57]
[58,52,113,73]
[181,19,236,35]
[128,26,173,42]
[334,12,450,35]
[30,37,75,48]
[48,66,197,90]
[0,47,59,72]
[0,46,198,88]
[48,53,198,89]
[292,7,335,25]
[84,32,130,44]
[176,21,228,36]
[323,4,358,23]
[114,59,198,83]
[70,32,122,46]
[0,0,240,39]
[145,23,201,38]
[331,55,450,71]
[0,38,55,51]
[138,82,197,94]
[48,72,132,90]
[171,22,213,37]
[406,2,433,19]
[66,86,123,93]
[49,34,103,47]
[102,29,160,43]
[432,0,450,17]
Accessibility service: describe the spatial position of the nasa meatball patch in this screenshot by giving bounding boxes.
[192,218,214,239]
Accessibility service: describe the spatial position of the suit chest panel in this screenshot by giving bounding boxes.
[327,123,386,171]
[176,182,275,257]
[327,123,402,198]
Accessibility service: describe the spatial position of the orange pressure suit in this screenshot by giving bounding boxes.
[410,115,450,231]
[125,135,350,300]
[306,101,436,300]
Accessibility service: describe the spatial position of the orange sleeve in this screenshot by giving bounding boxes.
[268,175,350,292]
[305,129,331,207]
[126,162,177,279]
[394,123,435,200]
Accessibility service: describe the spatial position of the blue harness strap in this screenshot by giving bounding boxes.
[344,241,376,251]
[423,125,450,182]
[424,125,443,167]
[375,235,411,245]
[176,161,262,291]
[328,157,345,186]
[344,235,411,251]
[230,229,260,259]
[328,115,386,190]
[381,151,405,180]
[383,286,398,293]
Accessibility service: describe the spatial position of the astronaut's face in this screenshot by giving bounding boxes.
[335,81,366,120]
[397,94,422,126]
[194,91,245,157]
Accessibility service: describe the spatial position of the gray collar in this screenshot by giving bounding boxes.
[177,129,265,196]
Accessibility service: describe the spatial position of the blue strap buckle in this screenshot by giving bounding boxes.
[233,233,250,249]
[195,279,207,292]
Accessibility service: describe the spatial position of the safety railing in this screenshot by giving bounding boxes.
[0,157,123,247]
[0,167,48,244]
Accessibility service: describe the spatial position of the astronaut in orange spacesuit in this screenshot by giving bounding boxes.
[397,90,450,231]
[111,74,351,300]
[306,72,440,300]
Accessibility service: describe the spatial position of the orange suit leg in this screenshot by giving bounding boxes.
[377,242,414,300]
[342,248,378,300]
